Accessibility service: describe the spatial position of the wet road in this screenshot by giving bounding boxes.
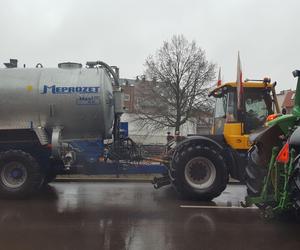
[0,182,300,250]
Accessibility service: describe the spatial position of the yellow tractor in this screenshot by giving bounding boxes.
[166,71,281,200]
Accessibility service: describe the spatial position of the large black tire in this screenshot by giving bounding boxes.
[291,162,300,210]
[170,144,228,200]
[44,172,57,184]
[0,150,43,198]
[245,145,267,197]
[247,145,300,216]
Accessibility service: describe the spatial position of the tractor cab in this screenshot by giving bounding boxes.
[209,81,279,150]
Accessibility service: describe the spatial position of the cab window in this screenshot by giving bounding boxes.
[214,95,227,118]
[214,90,237,122]
[226,91,238,122]
[244,89,272,133]
[213,93,227,134]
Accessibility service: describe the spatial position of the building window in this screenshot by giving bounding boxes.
[124,94,130,101]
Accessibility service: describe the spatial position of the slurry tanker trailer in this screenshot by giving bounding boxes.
[0,58,281,203]
[0,60,124,198]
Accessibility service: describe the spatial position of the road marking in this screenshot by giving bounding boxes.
[180,205,258,209]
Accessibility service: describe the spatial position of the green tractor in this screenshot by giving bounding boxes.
[244,70,300,219]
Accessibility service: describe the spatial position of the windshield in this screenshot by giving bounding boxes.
[244,89,273,133]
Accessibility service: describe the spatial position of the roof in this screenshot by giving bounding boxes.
[282,90,295,108]
[214,81,273,90]
[209,81,274,97]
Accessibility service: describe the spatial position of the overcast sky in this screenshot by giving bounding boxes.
[0,0,299,90]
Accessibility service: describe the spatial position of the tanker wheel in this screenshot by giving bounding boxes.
[0,150,42,198]
[170,144,228,201]
[44,172,57,184]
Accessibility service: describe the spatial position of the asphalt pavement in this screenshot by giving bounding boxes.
[0,182,300,250]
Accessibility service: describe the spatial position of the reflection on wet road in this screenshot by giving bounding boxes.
[0,183,300,250]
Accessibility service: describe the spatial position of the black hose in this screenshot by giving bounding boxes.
[86,61,120,87]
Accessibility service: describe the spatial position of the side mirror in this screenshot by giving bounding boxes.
[292,70,300,78]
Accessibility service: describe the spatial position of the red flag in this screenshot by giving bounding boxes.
[217,67,222,86]
[236,52,243,110]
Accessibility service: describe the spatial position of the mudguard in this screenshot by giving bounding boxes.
[175,135,225,152]
[249,124,282,145]
[174,135,244,180]
[248,124,283,166]
[289,127,300,147]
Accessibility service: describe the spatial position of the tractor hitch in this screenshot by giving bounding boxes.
[152,176,171,189]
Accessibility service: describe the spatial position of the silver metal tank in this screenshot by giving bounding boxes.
[0,64,115,141]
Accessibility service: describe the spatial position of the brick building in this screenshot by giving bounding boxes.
[276,89,295,114]
[281,90,296,113]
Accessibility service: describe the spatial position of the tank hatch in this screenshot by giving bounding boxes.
[58,62,82,69]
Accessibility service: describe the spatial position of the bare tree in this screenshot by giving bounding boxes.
[135,34,215,133]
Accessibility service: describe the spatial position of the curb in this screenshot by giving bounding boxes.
[54,178,153,183]
[54,174,157,183]
[54,176,241,184]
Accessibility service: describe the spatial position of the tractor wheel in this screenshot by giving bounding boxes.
[170,144,228,200]
[291,161,300,210]
[246,145,279,210]
[44,172,57,184]
[245,145,267,197]
[0,150,42,198]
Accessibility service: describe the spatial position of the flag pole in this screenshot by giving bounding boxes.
[236,51,244,134]
[217,67,222,86]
